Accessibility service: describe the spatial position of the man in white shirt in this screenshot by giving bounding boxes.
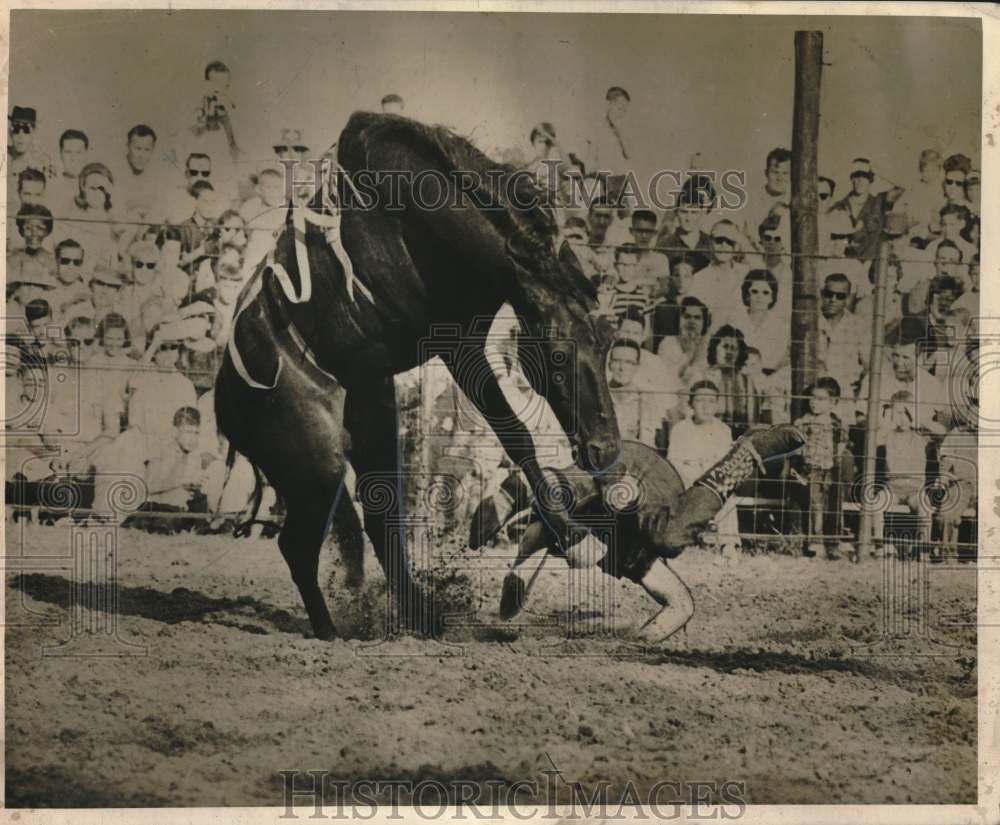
[48,130,90,214]
[899,149,946,247]
[687,219,749,323]
[817,271,869,416]
[579,86,633,203]
[607,338,664,448]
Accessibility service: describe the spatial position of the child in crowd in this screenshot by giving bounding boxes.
[876,389,932,555]
[609,243,655,322]
[668,380,740,552]
[792,377,852,559]
[126,406,220,533]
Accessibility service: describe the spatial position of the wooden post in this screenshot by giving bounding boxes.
[857,240,892,560]
[790,31,823,420]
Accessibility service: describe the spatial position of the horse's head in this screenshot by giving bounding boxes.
[507,229,622,479]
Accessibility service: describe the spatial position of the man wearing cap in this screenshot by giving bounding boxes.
[84,263,130,329]
[7,106,55,186]
[830,158,904,262]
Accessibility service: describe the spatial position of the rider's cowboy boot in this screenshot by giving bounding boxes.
[658,424,806,556]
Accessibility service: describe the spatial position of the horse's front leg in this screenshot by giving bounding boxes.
[444,346,576,546]
[342,375,437,636]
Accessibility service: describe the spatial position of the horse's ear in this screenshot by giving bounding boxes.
[505,233,535,270]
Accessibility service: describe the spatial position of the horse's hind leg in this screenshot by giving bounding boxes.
[279,501,337,640]
[330,481,365,590]
[344,376,437,636]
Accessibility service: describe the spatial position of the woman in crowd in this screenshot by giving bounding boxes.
[55,161,126,268]
[700,323,762,438]
[656,296,711,386]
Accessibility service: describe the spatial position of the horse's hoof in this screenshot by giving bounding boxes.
[499,572,526,621]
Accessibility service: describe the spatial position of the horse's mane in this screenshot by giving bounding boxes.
[336,112,597,308]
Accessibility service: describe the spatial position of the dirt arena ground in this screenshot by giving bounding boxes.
[5,524,977,807]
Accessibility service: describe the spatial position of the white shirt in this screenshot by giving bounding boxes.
[126,368,197,438]
[688,259,749,322]
[668,417,733,488]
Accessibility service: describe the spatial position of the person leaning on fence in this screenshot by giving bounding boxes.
[874,390,933,557]
[791,377,854,560]
[936,408,977,563]
[830,157,904,262]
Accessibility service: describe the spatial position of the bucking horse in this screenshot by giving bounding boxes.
[216,113,622,640]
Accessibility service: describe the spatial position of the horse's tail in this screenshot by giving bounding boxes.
[231,446,266,539]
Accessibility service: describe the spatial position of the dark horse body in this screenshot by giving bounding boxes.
[216,113,621,639]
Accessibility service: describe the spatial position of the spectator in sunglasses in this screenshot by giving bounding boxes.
[964,169,980,218]
[686,219,749,323]
[40,316,125,463]
[941,167,968,207]
[817,271,868,411]
[47,239,89,322]
[7,106,55,188]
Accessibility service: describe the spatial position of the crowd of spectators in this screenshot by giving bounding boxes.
[4,75,981,560]
[512,88,980,560]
